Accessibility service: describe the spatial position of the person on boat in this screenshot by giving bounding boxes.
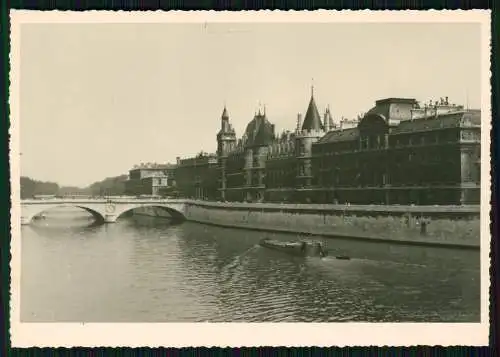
[316,243,326,258]
[419,216,428,236]
[301,241,307,253]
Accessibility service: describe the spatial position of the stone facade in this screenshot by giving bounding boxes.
[175,153,219,200]
[175,91,481,205]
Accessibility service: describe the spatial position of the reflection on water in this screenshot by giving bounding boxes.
[21,207,480,322]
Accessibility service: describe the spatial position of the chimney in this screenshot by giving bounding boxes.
[296,113,302,132]
[324,107,331,133]
[176,157,180,165]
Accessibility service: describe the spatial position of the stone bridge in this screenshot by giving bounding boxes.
[20,198,187,225]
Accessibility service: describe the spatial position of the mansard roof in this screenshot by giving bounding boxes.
[316,127,359,144]
[301,93,324,131]
[314,109,480,145]
[391,110,481,135]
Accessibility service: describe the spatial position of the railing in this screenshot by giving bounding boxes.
[21,197,185,204]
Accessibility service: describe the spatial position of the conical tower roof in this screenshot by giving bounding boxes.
[221,106,229,119]
[301,88,323,131]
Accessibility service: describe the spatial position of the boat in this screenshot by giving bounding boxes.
[334,255,351,260]
[259,238,328,258]
[259,238,352,260]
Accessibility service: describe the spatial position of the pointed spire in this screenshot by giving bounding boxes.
[329,116,334,129]
[221,105,229,119]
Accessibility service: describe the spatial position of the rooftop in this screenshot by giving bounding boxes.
[316,127,359,144]
[243,111,275,147]
[301,88,323,131]
[131,163,175,170]
[375,98,418,106]
[391,109,481,134]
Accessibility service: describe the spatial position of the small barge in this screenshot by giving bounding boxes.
[259,238,351,260]
[259,238,327,258]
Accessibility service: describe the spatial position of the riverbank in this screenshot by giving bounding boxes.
[132,201,481,249]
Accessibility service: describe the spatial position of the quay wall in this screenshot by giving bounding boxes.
[132,201,481,249]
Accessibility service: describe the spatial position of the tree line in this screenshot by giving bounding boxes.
[20,175,129,199]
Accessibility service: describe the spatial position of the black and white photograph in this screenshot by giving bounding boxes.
[10,10,491,347]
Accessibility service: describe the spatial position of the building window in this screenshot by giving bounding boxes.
[300,143,306,156]
[461,130,474,141]
[360,136,368,150]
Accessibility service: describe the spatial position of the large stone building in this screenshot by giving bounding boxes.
[174,89,481,205]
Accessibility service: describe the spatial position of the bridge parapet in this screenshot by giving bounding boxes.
[20,198,187,225]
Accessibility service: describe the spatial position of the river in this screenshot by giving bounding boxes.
[20,207,480,322]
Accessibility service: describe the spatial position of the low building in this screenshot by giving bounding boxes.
[125,163,176,196]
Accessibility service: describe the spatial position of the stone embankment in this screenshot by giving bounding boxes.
[134,201,482,249]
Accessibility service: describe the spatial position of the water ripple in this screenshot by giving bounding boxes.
[21,210,481,322]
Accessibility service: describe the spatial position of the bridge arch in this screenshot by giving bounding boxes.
[75,206,106,223]
[22,204,107,225]
[113,204,186,223]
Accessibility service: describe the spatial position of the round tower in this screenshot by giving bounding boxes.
[242,108,275,202]
[295,87,324,203]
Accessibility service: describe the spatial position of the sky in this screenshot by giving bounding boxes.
[19,22,482,187]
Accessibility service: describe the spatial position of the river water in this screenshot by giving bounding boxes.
[21,207,480,322]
